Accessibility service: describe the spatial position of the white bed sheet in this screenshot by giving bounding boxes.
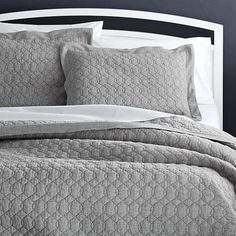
[0,104,220,129]
[198,104,220,129]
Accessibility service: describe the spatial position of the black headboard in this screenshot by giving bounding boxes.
[0,0,235,136]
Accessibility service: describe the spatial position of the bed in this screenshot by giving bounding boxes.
[1,8,236,236]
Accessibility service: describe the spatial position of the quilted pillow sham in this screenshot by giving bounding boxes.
[61,44,201,120]
[0,28,92,107]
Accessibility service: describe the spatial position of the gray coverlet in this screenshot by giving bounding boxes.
[0,117,236,236]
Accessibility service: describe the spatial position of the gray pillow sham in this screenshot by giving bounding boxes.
[0,28,92,107]
[61,43,201,120]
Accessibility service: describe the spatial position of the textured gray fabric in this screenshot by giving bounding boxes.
[0,117,236,235]
[0,29,92,107]
[61,44,201,120]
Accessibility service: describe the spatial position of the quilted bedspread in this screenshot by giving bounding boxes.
[0,117,236,236]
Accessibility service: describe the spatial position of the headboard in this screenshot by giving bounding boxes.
[0,8,223,128]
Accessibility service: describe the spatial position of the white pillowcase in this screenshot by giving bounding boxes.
[94,34,214,104]
[0,21,103,41]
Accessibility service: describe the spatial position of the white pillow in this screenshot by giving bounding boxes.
[0,21,103,41]
[94,34,214,104]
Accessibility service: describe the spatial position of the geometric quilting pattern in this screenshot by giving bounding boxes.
[0,29,92,107]
[62,44,201,120]
[0,117,236,235]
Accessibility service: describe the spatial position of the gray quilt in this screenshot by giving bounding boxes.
[0,117,236,236]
